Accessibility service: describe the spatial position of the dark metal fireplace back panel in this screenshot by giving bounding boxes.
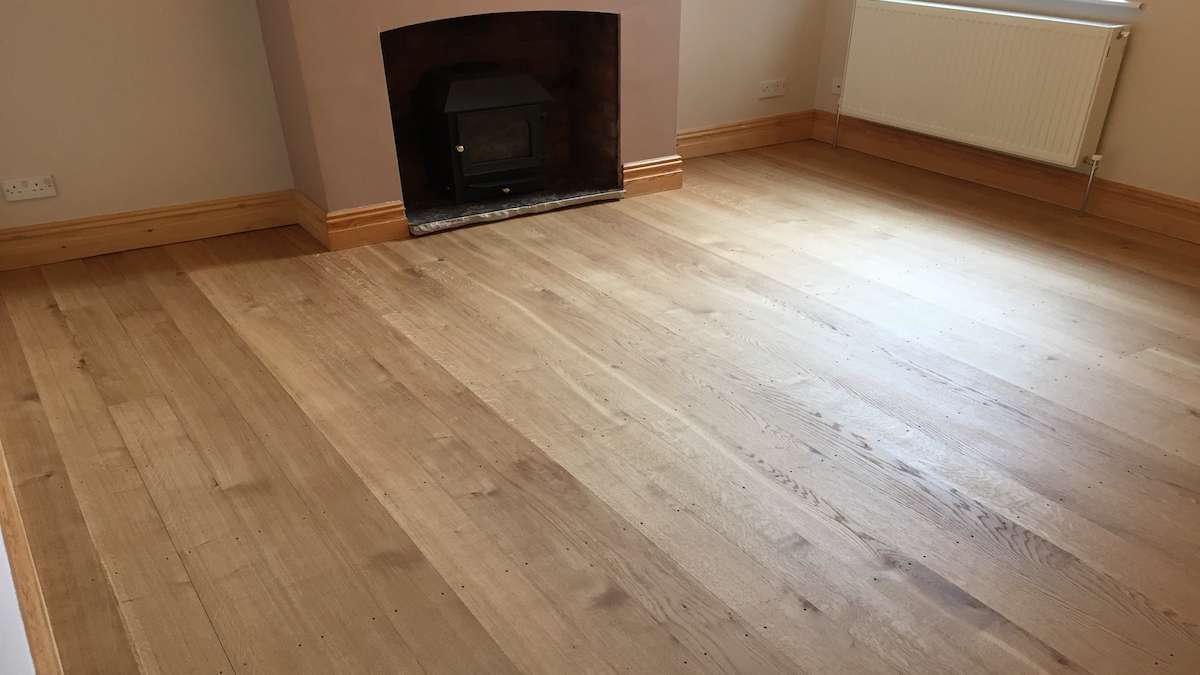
[381,11,621,233]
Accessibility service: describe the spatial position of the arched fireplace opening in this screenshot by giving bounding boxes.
[381,11,622,234]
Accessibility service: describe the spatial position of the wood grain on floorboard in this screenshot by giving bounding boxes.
[0,140,1198,674]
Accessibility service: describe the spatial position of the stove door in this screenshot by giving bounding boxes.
[454,104,546,177]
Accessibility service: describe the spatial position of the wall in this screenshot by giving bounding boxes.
[678,0,828,131]
[257,0,682,212]
[0,1,293,230]
[815,0,1200,202]
[6,0,1194,231]
[0,535,33,675]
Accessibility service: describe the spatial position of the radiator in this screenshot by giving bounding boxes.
[840,0,1130,168]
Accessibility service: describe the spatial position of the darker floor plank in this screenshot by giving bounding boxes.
[100,247,522,675]
[0,270,143,674]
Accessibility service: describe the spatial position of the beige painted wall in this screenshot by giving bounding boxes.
[815,0,1200,202]
[4,0,1196,232]
[678,0,827,131]
[0,1,293,230]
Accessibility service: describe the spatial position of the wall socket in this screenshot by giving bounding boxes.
[3,175,58,202]
[758,79,788,99]
[832,78,843,96]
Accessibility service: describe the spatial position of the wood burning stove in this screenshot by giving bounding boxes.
[382,12,621,233]
[418,65,553,204]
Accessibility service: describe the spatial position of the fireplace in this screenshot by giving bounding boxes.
[255,0,681,248]
[382,11,623,234]
[419,65,553,204]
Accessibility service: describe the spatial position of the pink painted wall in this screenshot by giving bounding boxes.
[257,0,682,212]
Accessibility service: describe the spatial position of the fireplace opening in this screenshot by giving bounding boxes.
[381,12,622,235]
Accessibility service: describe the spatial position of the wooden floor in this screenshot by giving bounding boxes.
[2,141,1199,674]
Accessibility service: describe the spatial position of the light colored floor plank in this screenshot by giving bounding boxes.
[362,223,1192,674]
[177,231,801,675]
[334,237,1078,675]
[0,141,1198,673]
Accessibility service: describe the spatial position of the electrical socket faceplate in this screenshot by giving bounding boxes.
[2,175,57,202]
[832,77,843,96]
[758,79,788,99]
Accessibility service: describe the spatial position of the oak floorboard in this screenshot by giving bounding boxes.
[476,212,1200,576]
[173,239,624,675]
[71,256,439,673]
[178,231,801,675]
[0,273,142,674]
[668,157,1200,461]
[327,245,921,674]
[360,223,1194,673]
[8,266,234,674]
[36,260,424,673]
[109,248,519,674]
[682,152,1200,408]
[0,141,1197,673]
[602,193,1200,549]
[335,238,1075,675]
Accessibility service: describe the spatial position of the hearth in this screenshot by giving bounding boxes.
[382,11,623,235]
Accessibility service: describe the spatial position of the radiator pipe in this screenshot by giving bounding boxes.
[1081,154,1103,213]
[833,0,858,151]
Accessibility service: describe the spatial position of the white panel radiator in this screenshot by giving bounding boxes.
[840,0,1130,168]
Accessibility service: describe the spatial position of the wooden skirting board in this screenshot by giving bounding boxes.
[0,159,687,270]
[677,111,815,159]
[1079,179,1200,247]
[0,192,296,272]
[623,156,685,197]
[294,192,410,251]
[810,110,1200,246]
[6,112,1193,268]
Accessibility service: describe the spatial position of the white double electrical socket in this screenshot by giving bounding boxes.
[759,79,788,99]
[2,175,57,202]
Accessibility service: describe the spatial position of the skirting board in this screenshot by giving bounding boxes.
[0,192,296,272]
[0,162,681,271]
[294,192,409,251]
[677,111,815,159]
[623,156,684,197]
[9,114,1189,267]
[811,110,1200,246]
